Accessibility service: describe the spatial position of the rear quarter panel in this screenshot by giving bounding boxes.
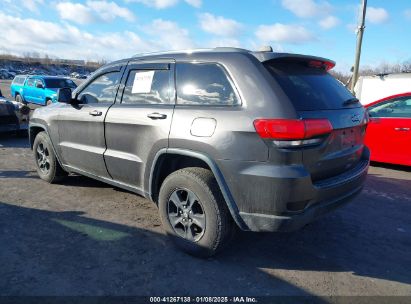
[169,52,298,162]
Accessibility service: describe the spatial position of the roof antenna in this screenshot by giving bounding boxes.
[258,46,273,52]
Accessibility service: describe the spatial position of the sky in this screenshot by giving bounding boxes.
[1,0,410,72]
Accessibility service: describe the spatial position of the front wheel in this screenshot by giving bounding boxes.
[158,167,235,257]
[15,94,26,105]
[33,131,67,183]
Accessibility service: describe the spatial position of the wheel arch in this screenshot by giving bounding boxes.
[29,123,65,171]
[149,148,248,230]
[29,124,47,149]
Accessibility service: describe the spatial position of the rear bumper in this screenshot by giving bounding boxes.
[240,184,363,232]
[217,147,369,232]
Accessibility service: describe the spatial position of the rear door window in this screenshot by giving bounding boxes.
[27,79,35,87]
[265,61,357,110]
[176,63,239,106]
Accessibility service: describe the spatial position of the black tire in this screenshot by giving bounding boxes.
[33,131,67,183]
[46,99,52,106]
[158,167,235,257]
[15,94,26,105]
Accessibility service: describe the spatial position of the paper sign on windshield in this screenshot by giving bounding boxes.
[132,71,154,94]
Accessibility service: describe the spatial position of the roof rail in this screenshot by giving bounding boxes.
[133,48,211,58]
[133,47,251,58]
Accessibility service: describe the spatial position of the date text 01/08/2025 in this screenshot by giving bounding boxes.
[149,296,258,303]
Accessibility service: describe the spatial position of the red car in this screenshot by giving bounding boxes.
[365,93,411,166]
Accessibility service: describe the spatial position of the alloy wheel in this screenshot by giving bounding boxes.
[167,188,206,242]
[36,142,51,174]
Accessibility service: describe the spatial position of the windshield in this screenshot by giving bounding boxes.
[44,78,77,89]
[265,61,357,111]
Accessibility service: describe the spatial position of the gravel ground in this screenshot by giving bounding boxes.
[0,134,410,297]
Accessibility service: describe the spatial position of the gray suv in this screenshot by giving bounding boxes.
[29,47,369,257]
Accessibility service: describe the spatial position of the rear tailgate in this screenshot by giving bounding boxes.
[264,58,368,181]
[298,108,367,181]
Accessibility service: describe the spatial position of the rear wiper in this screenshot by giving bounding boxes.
[343,98,360,106]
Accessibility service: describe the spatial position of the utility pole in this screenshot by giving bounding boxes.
[351,0,367,92]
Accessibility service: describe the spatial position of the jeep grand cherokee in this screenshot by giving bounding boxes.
[29,47,369,257]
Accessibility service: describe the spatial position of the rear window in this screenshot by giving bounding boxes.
[265,61,356,110]
[44,78,77,89]
[13,77,26,85]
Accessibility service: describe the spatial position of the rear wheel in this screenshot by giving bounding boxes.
[46,99,52,106]
[33,131,67,183]
[158,167,235,257]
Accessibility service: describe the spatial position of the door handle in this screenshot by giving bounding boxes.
[89,110,103,116]
[147,112,167,120]
[394,127,410,131]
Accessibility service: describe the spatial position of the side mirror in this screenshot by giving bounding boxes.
[36,83,44,89]
[57,87,73,104]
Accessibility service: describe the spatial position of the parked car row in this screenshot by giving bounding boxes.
[0,68,16,79]
[0,61,93,80]
[70,72,88,79]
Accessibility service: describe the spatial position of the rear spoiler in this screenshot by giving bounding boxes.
[251,52,336,71]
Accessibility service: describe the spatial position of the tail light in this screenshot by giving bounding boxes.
[254,118,333,148]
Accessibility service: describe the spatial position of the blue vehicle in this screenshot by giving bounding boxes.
[11,75,77,106]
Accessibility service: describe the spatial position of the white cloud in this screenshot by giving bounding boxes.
[145,19,195,50]
[56,2,95,24]
[255,23,314,44]
[199,13,243,37]
[404,9,411,20]
[185,0,201,8]
[366,7,389,24]
[346,23,357,33]
[56,1,135,24]
[126,0,200,9]
[282,0,338,30]
[281,0,332,18]
[127,0,178,9]
[0,13,195,61]
[22,0,44,13]
[87,1,135,22]
[208,38,241,48]
[319,15,340,29]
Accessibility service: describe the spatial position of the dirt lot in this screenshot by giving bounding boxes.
[0,133,410,297]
